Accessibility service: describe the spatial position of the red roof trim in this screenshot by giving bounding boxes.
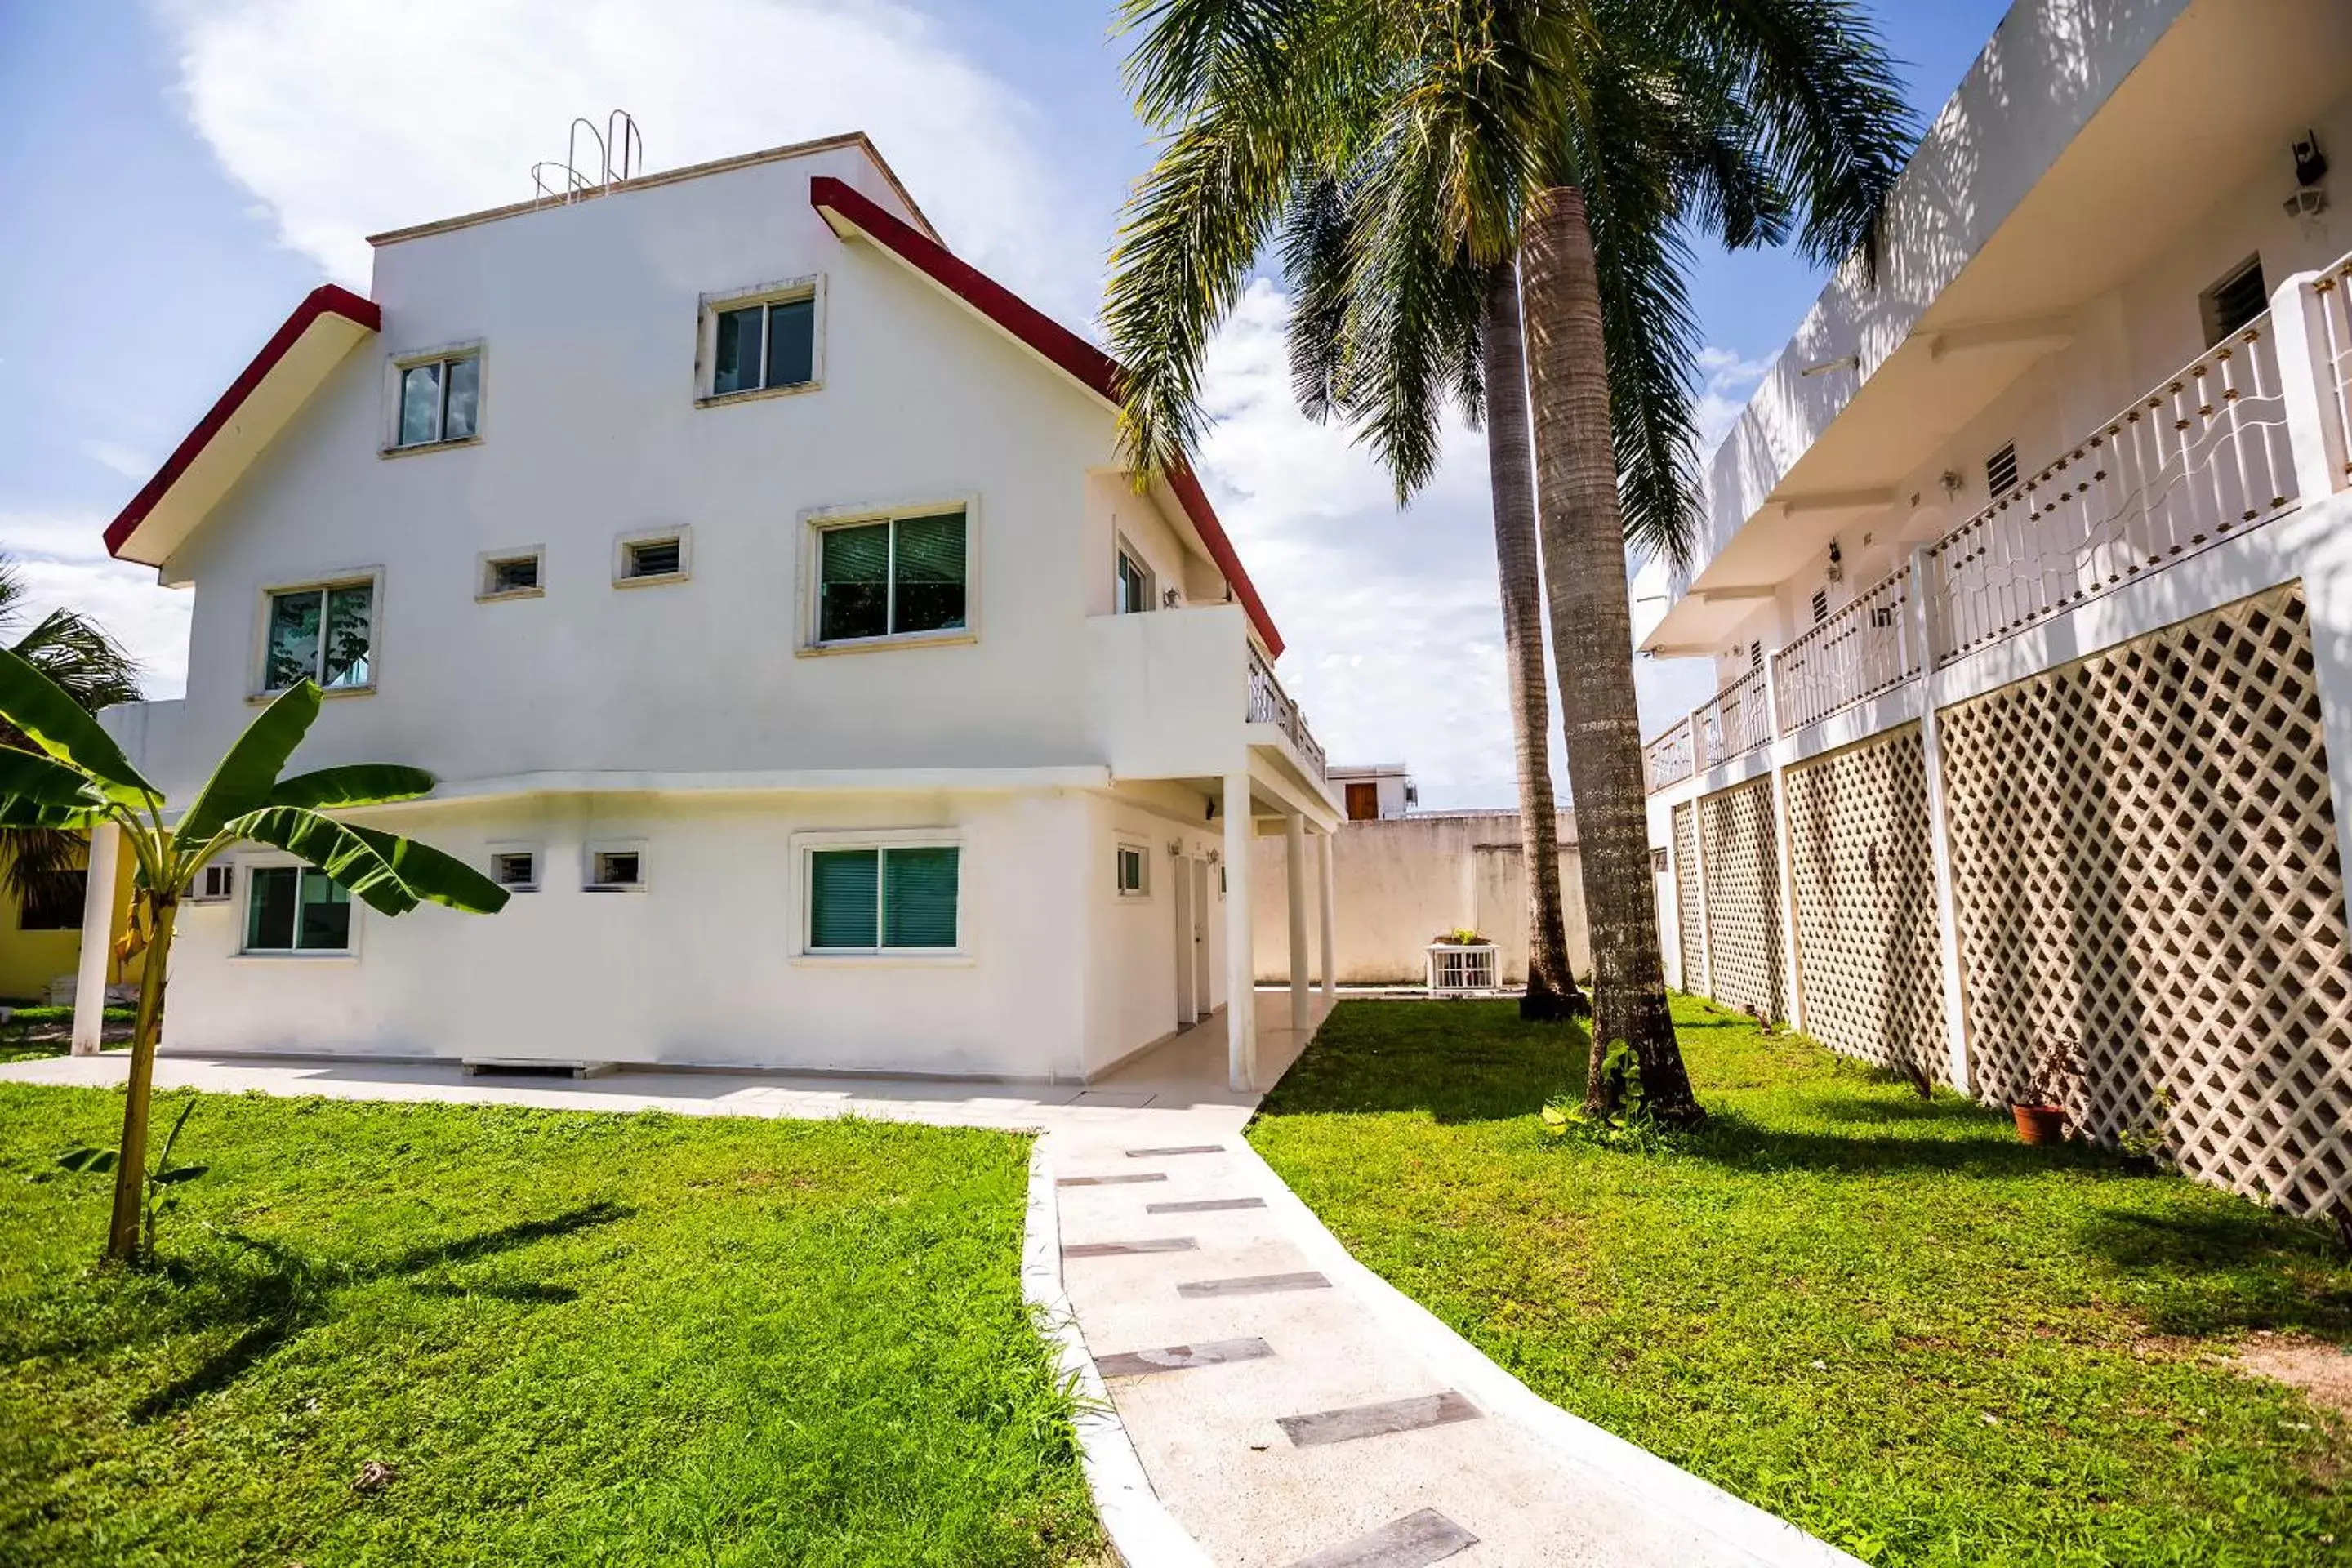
[105,283,381,560]
[808,176,1285,657]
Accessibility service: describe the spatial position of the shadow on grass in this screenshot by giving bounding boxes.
[129,1200,627,1419]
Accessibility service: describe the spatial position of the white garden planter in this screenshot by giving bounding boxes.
[1424,942,1500,996]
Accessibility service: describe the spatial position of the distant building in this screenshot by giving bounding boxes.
[1327,763,1417,822]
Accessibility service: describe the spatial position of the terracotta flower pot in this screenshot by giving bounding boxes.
[2012,1103,2066,1145]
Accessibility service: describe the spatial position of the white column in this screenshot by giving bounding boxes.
[1768,763,1807,1033]
[1316,826,1337,999]
[1909,546,1975,1092]
[1222,772,1257,1091]
[2267,268,2345,502]
[1285,812,1310,1031]
[70,822,122,1058]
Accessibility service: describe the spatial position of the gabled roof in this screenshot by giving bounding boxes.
[106,284,381,567]
[809,176,1285,657]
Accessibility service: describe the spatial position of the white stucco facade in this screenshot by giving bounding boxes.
[91,134,1339,1085]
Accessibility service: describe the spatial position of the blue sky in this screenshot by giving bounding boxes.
[0,0,2010,808]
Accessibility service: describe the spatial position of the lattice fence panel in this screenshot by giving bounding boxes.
[1699,779,1786,1020]
[1673,802,1704,991]
[1940,584,2352,1218]
[1785,726,1949,1082]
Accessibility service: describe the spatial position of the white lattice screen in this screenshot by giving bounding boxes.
[1938,584,2352,1218]
[1699,779,1786,1021]
[1673,802,1704,991]
[1784,726,1949,1083]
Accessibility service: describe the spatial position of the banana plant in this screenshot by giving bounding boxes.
[0,646,507,1261]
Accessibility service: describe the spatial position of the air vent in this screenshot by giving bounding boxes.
[1986,442,2019,497]
[1811,588,1830,624]
[2201,256,2267,345]
[622,538,681,580]
[1749,640,1763,671]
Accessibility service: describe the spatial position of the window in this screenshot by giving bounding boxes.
[1869,604,1898,630]
[1811,587,1830,624]
[394,351,480,448]
[1115,546,1153,615]
[615,530,689,586]
[710,293,817,397]
[193,864,234,904]
[1116,843,1148,897]
[243,866,352,953]
[18,870,86,930]
[491,851,538,892]
[586,849,644,892]
[264,580,374,693]
[2201,256,2267,346]
[816,510,967,644]
[479,550,542,600]
[1650,847,1669,875]
[808,845,959,951]
[1985,441,2020,497]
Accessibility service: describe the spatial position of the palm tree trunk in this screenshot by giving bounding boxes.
[105,893,174,1262]
[1518,187,1700,1124]
[1480,259,1583,1023]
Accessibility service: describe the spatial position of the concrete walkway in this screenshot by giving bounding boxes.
[4,996,1855,1568]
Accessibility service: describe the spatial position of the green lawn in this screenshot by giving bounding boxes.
[1250,997,2351,1567]
[0,1086,1100,1567]
[0,1006,136,1063]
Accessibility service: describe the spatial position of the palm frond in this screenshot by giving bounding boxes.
[11,607,143,713]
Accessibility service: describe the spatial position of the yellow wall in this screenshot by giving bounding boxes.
[0,844,140,1004]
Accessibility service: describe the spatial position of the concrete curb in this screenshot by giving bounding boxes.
[1229,1138,1867,1568]
[1022,1140,1216,1568]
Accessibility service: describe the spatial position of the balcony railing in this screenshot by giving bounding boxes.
[1694,664,1771,769]
[1645,718,1696,791]
[1771,571,1919,734]
[1248,643,1327,781]
[1924,314,2300,666]
[2314,252,2352,489]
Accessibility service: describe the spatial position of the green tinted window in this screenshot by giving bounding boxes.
[883,847,959,948]
[808,849,880,949]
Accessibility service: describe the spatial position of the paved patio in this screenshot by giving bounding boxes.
[3,991,1852,1568]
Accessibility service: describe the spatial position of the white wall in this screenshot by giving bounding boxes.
[1080,785,1227,1075]
[160,786,1100,1079]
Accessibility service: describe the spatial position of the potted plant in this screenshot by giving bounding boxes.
[2011,1039,2079,1146]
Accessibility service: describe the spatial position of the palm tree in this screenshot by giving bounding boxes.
[1103,0,1909,1120]
[0,651,507,1260]
[0,558,144,930]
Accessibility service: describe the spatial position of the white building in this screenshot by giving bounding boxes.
[83,133,1341,1089]
[1641,0,2352,1218]
[1326,762,1418,821]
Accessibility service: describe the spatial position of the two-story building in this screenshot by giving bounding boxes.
[78,132,1340,1090]
[1639,0,2352,1219]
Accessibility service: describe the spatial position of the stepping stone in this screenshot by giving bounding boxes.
[1126,1144,1223,1157]
[1094,1337,1275,1378]
[1147,1196,1267,1214]
[1063,1237,1199,1258]
[1276,1392,1481,1448]
[1176,1270,1330,1298]
[1287,1509,1478,1568]
[1058,1173,1169,1187]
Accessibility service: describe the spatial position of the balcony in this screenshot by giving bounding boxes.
[1644,247,2352,794]
[1084,604,1330,798]
[1249,642,1328,782]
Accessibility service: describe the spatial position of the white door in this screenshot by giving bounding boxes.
[1192,859,1214,1012]
[1173,857,1198,1026]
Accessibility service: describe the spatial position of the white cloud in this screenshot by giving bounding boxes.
[157,0,1090,318]
[80,440,157,481]
[1692,344,1771,451]
[0,514,191,699]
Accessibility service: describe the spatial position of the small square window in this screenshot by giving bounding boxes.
[263,580,375,693]
[587,849,644,891]
[393,352,480,448]
[1115,546,1153,615]
[2200,256,2267,346]
[17,869,87,930]
[480,551,542,599]
[193,864,235,903]
[616,532,689,586]
[243,865,351,953]
[491,851,538,891]
[815,510,968,644]
[707,288,817,399]
[1116,844,1148,897]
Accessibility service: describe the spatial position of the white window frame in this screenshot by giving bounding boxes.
[488,842,542,893]
[695,274,826,405]
[613,527,691,589]
[250,567,384,702]
[189,862,236,904]
[232,853,360,960]
[797,495,979,656]
[381,340,486,455]
[1114,539,1156,616]
[1115,840,1152,899]
[584,840,648,893]
[788,826,970,964]
[477,546,546,602]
